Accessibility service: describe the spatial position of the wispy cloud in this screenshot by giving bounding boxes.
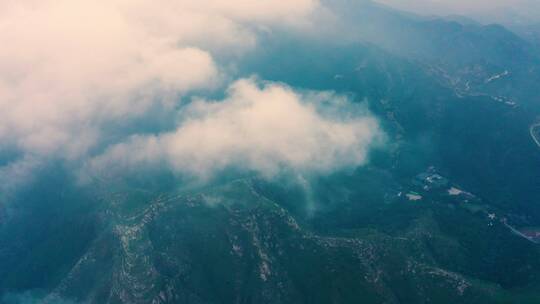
[87,78,383,180]
[2,291,77,304]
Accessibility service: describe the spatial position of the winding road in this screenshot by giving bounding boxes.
[529,123,540,148]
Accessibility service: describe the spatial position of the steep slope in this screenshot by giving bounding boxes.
[3,178,537,304]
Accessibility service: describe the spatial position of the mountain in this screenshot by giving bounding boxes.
[2,1,540,303]
[511,23,540,48]
[2,174,539,303]
[326,0,540,109]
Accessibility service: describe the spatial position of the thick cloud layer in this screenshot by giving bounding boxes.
[0,0,317,158]
[0,0,384,195]
[88,79,382,179]
[0,0,322,193]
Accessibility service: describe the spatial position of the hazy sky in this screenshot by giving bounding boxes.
[376,0,540,24]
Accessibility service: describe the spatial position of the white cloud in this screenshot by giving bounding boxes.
[0,0,318,159]
[0,0,324,198]
[87,78,383,180]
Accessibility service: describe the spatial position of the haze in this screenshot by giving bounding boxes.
[376,0,540,25]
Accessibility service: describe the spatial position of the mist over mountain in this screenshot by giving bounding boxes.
[1,1,540,303]
[375,0,540,24]
[374,0,540,46]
